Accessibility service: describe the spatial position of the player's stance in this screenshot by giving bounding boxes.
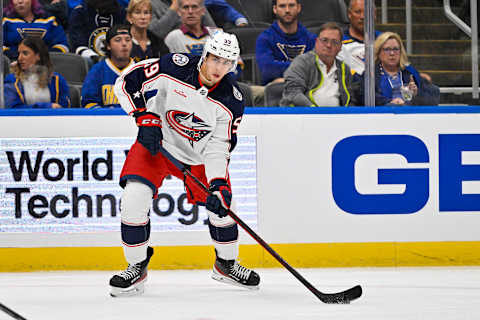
[109,30,260,297]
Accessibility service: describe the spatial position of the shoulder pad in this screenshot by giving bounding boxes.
[171,53,189,67]
[232,85,243,101]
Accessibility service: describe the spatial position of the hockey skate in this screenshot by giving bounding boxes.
[212,255,260,290]
[109,246,154,297]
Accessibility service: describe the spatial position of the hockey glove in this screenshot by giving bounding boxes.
[133,109,162,156]
[206,179,232,218]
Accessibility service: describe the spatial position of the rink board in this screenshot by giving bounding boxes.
[1,242,480,271]
[1,107,480,271]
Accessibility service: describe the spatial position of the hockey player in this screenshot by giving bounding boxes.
[110,30,260,297]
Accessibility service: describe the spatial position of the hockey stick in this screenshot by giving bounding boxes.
[158,146,362,304]
[0,303,27,320]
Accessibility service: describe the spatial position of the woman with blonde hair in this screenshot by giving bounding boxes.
[372,31,438,105]
[126,0,166,62]
[4,37,70,108]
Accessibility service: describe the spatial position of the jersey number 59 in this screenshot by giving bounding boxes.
[144,62,160,78]
[232,116,242,134]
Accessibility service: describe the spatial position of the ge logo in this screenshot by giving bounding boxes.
[331,134,480,214]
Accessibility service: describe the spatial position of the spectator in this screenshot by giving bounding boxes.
[39,0,68,30]
[280,22,360,107]
[69,0,126,62]
[4,37,70,108]
[369,32,439,106]
[338,0,433,83]
[81,24,134,108]
[126,0,165,62]
[164,0,218,55]
[3,0,69,60]
[337,0,381,74]
[148,0,216,40]
[204,0,248,29]
[255,0,317,85]
[164,0,243,79]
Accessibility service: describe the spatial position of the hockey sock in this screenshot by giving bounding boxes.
[121,220,151,264]
[208,220,239,260]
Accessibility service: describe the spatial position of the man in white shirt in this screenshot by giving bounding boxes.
[164,0,218,54]
[280,22,360,106]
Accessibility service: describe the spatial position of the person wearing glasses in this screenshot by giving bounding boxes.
[280,22,360,107]
[372,32,438,106]
[337,0,433,87]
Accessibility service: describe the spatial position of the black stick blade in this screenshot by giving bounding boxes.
[316,285,363,304]
[0,303,28,320]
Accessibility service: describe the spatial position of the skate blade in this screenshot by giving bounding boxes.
[211,272,260,291]
[110,282,145,297]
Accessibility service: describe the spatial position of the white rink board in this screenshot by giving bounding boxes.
[0,137,257,231]
[242,113,480,244]
[1,110,480,247]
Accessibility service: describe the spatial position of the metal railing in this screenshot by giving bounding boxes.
[443,0,478,99]
[381,0,388,24]
[365,0,376,106]
[380,0,479,100]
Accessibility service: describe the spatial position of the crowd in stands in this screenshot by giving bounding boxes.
[2,0,440,108]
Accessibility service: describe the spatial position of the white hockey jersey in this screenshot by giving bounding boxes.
[114,53,245,183]
[337,30,383,75]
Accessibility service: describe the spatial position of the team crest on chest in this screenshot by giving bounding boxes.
[19,28,46,39]
[172,54,189,66]
[166,110,211,147]
[89,27,109,56]
[233,86,243,101]
[276,43,307,61]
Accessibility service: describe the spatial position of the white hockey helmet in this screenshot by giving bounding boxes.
[198,30,240,73]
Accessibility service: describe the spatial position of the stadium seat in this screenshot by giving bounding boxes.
[229,27,267,84]
[264,81,285,107]
[68,83,82,108]
[299,0,349,27]
[225,0,274,27]
[50,52,89,86]
[236,82,254,107]
[307,26,321,37]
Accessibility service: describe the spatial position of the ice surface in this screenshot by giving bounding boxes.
[1,267,479,320]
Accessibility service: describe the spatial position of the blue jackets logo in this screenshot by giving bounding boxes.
[331,134,480,214]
